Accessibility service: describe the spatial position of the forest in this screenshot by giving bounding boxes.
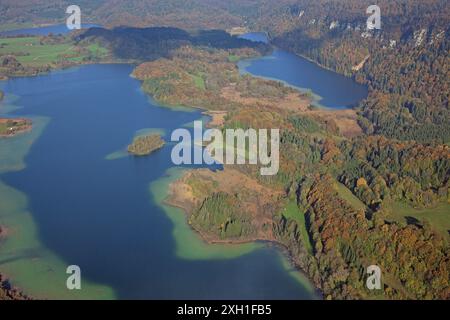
[260,0,449,143]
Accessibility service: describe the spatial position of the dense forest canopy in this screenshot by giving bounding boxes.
[257,0,450,143]
[1,0,448,30]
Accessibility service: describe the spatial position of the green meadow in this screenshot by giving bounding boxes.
[281,200,313,254]
[190,72,206,90]
[0,37,108,66]
[0,37,73,65]
[386,201,450,240]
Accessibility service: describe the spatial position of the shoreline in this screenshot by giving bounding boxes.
[0,271,31,300]
[0,22,102,35]
[262,24,369,83]
[239,30,368,108]
[148,37,367,298]
[271,41,370,89]
[0,59,132,82]
[236,45,364,137]
[163,194,268,246]
[0,93,116,300]
[0,118,33,138]
[0,29,340,300]
[238,50,364,111]
[0,226,30,299]
[149,33,366,296]
[163,168,321,298]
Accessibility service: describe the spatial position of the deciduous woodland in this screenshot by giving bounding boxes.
[0,0,448,300]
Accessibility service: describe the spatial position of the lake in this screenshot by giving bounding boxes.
[239,32,368,109]
[0,30,367,300]
[0,63,317,299]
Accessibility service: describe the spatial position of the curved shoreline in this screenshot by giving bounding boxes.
[0,118,32,137]
[0,91,116,300]
[163,167,320,297]
[0,31,339,299]
[149,167,263,261]
[155,82,319,294]
[154,33,369,298]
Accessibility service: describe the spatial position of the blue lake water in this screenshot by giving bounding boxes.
[0,64,317,299]
[239,33,368,109]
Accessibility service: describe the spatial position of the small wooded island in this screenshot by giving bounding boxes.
[0,118,32,137]
[128,134,165,156]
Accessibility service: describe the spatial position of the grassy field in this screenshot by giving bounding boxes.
[0,37,109,66]
[333,181,449,240]
[86,43,109,56]
[334,182,367,211]
[0,122,8,135]
[386,201,450,239]
[282,200,313,254]
[228,54,240,62]
[0,37,73,65]
[190,72,206,90]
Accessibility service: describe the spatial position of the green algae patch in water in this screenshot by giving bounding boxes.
[0,180,115,300]
[134,127,166,138]
[150,167,262,261]
[105,149,129,161]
